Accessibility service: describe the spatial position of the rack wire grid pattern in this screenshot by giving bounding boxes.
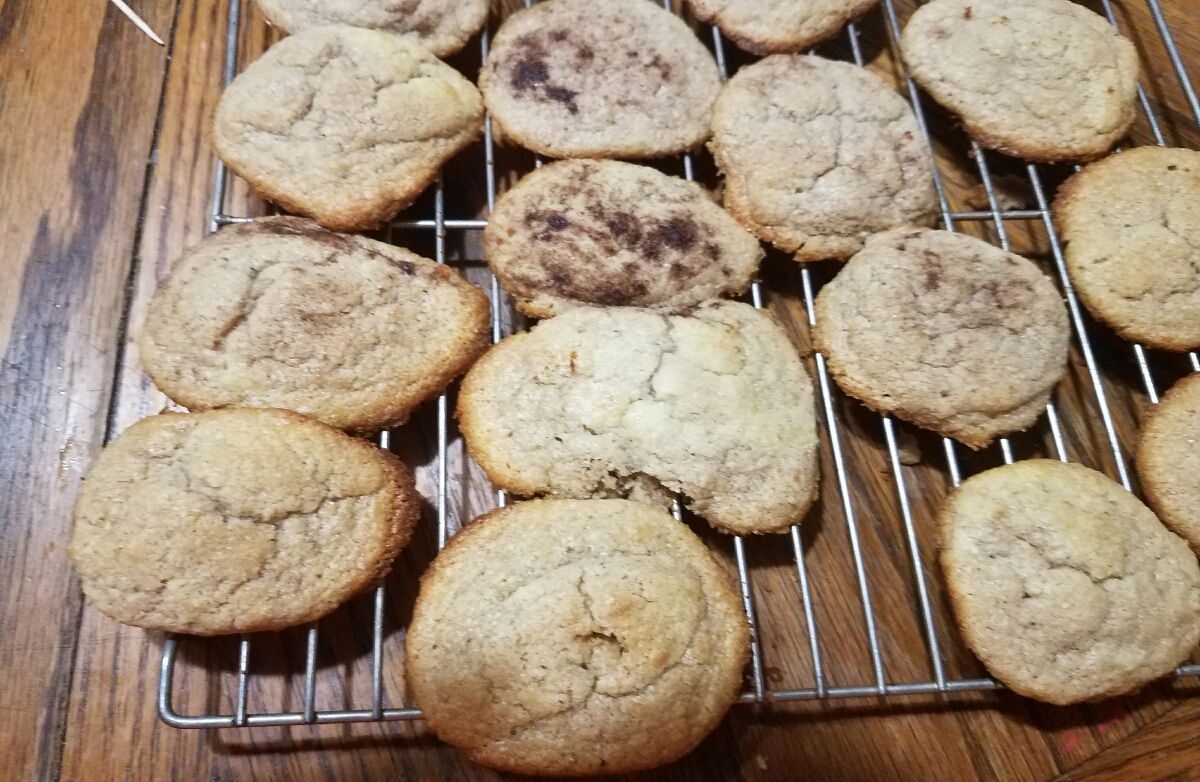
[159,0,1200,728]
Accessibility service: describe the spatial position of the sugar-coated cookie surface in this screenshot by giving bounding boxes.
[941,460,1200,704]
[901,0,1138,162]
[1137,374,1200,551]
[69,409,418,635]
[813,228,1069,448]
[256,0,488,58]
[140,217,489,434]
[405,499,749,775]
[484,160,762,317]
[457,301,819,534]
[687,0,877,55]
[710,55,936,262]
[214,26,482,231]
[1055,146,1200,351]
[480,0,721,159]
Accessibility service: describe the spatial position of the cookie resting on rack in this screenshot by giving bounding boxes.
[457,301,819,534]
[69,409,418,635]
[709,54,936,262]
[1054,146,1200,351]
[1137,374,1200,552]
[479,0,722,159]
[484,159,762,318]
[687,0,878,55]
[941,460,1200,704]
[140,217,490,434]
[812,228,1070,448]
[405,499,749,776]
[213,25,483,232]
[256,0,488,58]
[901,0,1139,162]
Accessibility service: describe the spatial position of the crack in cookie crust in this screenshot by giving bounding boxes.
[941,460,1200,704]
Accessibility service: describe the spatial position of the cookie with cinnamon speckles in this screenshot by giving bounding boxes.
[813,228,1070,448]
[214,26,483,231]
[480,0,722,158]
[1055,146,1200,351]
[69,408,418,635]
[140,217,490,434]
[406,499,749,775]
[901,0,1138,162]
[485,160,762,317]
[709,55,936,262]
[257,0,488,58]
[942,459,1200,704]
[687,0,877,55]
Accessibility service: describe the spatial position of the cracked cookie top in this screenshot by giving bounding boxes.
[1137,374,1200,552]
[941,460,1200,704]
[405,499,749,775]
[69,409,418,635]
[256,0,488,58]
[139,217,490,434]
[1055,146,1200,351]
[710,55,936,262]
[687,0,877,55]
[213,25,483,231]
[479,0,722,159]
[813,228,1070,449]
[457,301,819,534]
[484,160,763,318]
[901,0,1138,162]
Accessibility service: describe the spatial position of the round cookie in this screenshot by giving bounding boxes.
[941,459,1200,704]
[1137,374,1200,551]
[709,55,936,262]
[687,0,877,55]
[458,301,819,534]
[213,26,483,232]
[256,0,488,58]
[484,160,763,317]
[406,499,749,775]
[140,217,489,434]
[69,409,418,635]
[1054,146,1200,351]
[479,0,722,159]
[901,0,1138,162]
[813,228,1070,448]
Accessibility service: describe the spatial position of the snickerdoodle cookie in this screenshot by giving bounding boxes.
[1137,374,1200,551]
[256,0,488,57]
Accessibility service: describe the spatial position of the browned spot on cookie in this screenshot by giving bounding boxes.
[648,54,673,80]
[569,350,577,373]
[644,216,699,258]
[924,266,942,291]
[963,6,972,19]
[544,85,580,113]
[512,59,550,90]
[704,242,721,262]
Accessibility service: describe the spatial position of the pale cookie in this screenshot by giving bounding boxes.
[484,160,762,317]
[140,217,490,434]
[256,0,488,58]
[710,55,936,262]
[406,499,749,775]
[214,26,483,232]
[687,0,877,55]
[1137,374,1200,551]
[479,0,722,159]
[813,228,1069,448]
[901,0,1139,162]
[1055,146,1200,351]
[69,409,418,635]
[458,301,819,534]
[941,460,1200,704]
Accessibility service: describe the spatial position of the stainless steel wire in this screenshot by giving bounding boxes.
[157,0,1200,728]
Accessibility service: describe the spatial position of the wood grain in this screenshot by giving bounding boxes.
[3,1,1200,780]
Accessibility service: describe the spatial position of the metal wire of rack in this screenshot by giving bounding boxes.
[158,0,1200,728]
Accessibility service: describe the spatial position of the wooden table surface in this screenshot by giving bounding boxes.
[3,1,1200,780]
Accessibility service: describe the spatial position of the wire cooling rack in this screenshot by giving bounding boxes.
[159,0,1200,728]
